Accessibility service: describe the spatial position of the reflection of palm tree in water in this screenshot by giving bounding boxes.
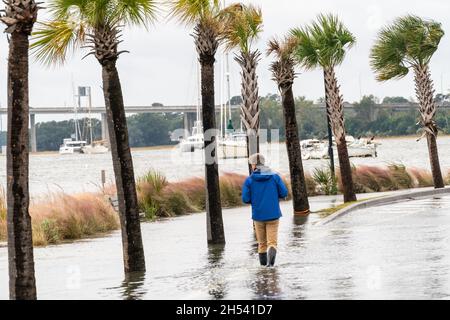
[251,268,282,299]
[291,215,309,247]
[120,271,146,300]
[207,245,228,299]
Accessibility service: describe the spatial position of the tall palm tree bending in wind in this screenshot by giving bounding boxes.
[32,0,159,273]
[291,14,357,203]
[371,15,445,188]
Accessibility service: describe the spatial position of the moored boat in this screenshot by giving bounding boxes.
[301,136,378,159]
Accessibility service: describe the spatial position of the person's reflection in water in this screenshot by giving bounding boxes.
[251,267,282,299]
[206,244,228,299]
[120,271,147,300]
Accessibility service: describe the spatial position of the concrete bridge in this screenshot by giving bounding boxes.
[0,102,449,152]
[0,104,240,152]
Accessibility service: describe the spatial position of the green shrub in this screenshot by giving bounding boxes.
[313,167,338,195]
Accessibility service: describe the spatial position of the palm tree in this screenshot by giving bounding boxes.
[170,0,225,244]
[291,14,357,203]
[221,3,262,174]
[1,0,40,300]
[371,15,445,188]
[267,36,310,215]
[31,0,158,272]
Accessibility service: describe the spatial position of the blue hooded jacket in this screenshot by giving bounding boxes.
[242,166,288,221]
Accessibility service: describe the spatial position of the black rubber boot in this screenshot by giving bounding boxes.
[259,253,267,266]
[267,247,277,267]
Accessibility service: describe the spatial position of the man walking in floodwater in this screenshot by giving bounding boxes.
[242,154,288,267]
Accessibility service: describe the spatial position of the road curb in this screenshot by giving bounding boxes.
[317,187,450,226]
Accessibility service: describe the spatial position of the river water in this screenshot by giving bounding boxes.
[0,136,449,197]
[1,193,449,299]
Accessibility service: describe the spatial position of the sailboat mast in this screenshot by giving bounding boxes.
[72,80,80,141]
[226,52,232,122]
[88,87,93,144]
[220,54,224,137]
[197,62,201,125]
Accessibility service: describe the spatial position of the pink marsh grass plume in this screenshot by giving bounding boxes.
[352,165,399,193]
[0,191,118,246]
[0,188,6,242]
[350,164,433,194]
[407,167,434,188]
[29,193,119,246]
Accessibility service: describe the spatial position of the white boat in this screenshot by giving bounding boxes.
[179,121,204,152]
[59,139,87,155]
[218,131,247,159]
[81,140,109,154]
[301,139,328,160]
[301,136,378,159]
[346,136,378,158]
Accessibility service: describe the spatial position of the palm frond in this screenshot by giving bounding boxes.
[116,0,158,27]
[311,13,356,67]
[290,26,320,70]
[168,0,220,25]
[221,3,263,54]
[31,19,86,66]
[370,15,444,81]
[32,0,160,66]
[290,14,355,70]
[266,35,297,59]
[47,0,90,19]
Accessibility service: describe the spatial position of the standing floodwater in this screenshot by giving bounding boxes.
[1,194,450,299]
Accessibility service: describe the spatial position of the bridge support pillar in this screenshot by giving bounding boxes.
[101,113,110,146]
[184,112,197,136]
[30,113,37,153]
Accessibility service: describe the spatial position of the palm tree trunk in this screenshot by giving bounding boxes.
[413,65,444,188]
[426,133,445,188]
[336,134,356,202]
[200,55,225,244]
[323,68,356,202]
[236,51,261,174]
[281,86,310,214]
[7,31,37,300]
[101,60,146,272]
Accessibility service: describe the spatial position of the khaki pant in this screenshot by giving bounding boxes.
[254,219,279,253]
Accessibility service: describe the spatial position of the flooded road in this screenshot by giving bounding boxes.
[1,193,449,299]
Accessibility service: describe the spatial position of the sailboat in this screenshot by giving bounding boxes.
[179,62,204,153]
[79,86,109,154]
[59,85,88,155]
[217,38,247,159]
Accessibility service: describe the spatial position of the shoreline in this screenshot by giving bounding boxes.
[5,134,449,156]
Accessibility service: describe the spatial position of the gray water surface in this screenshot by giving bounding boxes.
[0,136,449,197]
[1,194,450,300]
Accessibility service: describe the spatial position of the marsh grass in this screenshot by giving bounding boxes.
[0,191,118,246]
[29,193,119,246]
[348,164,432,194]
[0,188,6,242]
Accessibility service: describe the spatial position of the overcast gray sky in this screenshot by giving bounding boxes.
[1,0,450,124]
